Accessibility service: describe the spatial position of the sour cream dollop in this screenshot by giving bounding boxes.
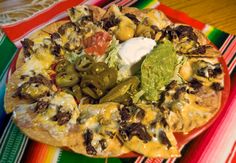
[118,37,156,65]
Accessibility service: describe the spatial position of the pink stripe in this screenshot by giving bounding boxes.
[103,0,122,8]
[145,158,162,163]
[223,38,236,64]
[118,0,131,5]
[166,158,176,163]
[219,35,233,53]
[135,156,143,163]
[229,59,236,74]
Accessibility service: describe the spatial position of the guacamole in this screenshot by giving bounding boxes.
[141,41,177,101]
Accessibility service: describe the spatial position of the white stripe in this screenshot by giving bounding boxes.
[202,24,213,36]
[0,35,6,45]
[14,137,28,163]
[52,148,61,163]
[0,117,13,153]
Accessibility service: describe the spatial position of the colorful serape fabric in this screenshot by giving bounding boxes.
[0,0,235,163]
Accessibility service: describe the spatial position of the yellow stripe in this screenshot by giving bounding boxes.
[44,146,60,163]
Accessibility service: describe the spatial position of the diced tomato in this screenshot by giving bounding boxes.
[83,31,112,56]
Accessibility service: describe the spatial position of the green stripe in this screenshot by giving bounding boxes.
[207,28,229,49]
[58,150,122,163]
[0,120,27,163]
[0,34,17,81]
[131,0,154,9]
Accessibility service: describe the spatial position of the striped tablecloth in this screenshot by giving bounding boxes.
[0,0,235,163]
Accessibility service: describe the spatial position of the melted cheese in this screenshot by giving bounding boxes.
[179,60,192,81]
[137,104,157,124]
[32,33,50,44]
[178,57,224,87]
[167,89,216,133]
[78,103,121,154]
[21,48,55,76]
[14,91,79,139]
[125,135,179,158]
[145,9,170,29]
[121,104,180,158]
[79,103,120,130]
[69,5,90,23]
[50,92,77,112]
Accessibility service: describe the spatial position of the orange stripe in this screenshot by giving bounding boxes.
[38,143,49,163]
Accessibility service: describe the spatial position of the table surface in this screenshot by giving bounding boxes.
[0,0,236,34]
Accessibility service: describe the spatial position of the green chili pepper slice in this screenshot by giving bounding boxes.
[72,85,83,101]
[112,93,132,105]
[55,72,79,87]
[100,76,140,103]
[61,88,74,95]
[55,60,70,73]
[75,55,94,72]
[65,64,78,73]
[82,87,99,99]
[100,67,117,89]
[90,62,109,74]
[80,75,104,91]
